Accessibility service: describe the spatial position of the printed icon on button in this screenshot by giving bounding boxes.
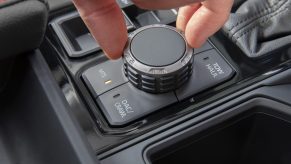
[98,69,107,78]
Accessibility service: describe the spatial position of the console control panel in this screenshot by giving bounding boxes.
[82,26,235,126]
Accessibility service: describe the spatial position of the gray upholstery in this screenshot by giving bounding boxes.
[223,0,291,58]
[0,0,48,59]
[47,0,72,12]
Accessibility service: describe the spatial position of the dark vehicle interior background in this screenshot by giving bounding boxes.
[1,0,291,164]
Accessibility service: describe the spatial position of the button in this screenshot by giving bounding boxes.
[136,10,177,26]
[194,41,213,54]
[97,83,178,126]
[82,59,128,97]
[175,49,235,101]
[153,9,178,24]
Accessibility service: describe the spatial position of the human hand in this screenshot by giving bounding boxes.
[72,0,233,59]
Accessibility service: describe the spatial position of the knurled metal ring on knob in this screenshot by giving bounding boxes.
[123,24,194,94]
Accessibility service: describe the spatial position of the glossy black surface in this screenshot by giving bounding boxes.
[41,4,291,154]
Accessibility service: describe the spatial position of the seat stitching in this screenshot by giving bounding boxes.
[227,0,282,32]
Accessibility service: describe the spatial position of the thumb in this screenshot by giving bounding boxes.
[177,0,233,48]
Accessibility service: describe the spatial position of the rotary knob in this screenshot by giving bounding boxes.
[123,24,194,93]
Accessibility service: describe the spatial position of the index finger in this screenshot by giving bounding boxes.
[73,0,127,59]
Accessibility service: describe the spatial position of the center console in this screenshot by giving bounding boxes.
[41,0,291,163]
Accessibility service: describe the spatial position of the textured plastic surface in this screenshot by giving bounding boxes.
[0,51,98,164]
[82,59,128,97]
[97,83,177,126]
[175,49,235,100]
[148,99,291,164]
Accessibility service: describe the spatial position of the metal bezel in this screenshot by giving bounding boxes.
[123,24,193,76]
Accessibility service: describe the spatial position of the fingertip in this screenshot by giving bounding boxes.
[182,0,233,49]
[104,49,123,60]
[104,52,121,60]
[74,0,128,60]
[185,30,206,48]
[184,22,206,48]
[103,36,127,60]
[184,6,230,49]
[176,16,187,32]
[176,4,201,32]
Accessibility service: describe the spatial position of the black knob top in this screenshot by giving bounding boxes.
[123,24,194,94]
[130,27,186,67]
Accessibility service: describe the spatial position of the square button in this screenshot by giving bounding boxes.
[176,49,235,101]
[82,59,128,98]
[136,10,177,26]
[194,41,213,54]
[97,83,178,126]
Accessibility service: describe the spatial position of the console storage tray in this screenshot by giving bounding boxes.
[146,98,291,164]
